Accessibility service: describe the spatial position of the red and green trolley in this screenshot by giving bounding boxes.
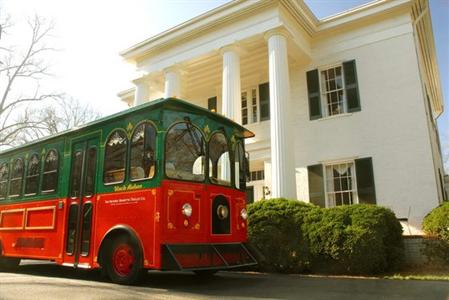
[0,98,256,284]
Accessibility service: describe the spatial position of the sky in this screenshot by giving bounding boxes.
[1,0,448,149]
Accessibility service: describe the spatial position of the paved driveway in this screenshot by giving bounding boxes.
[0,261,449,300]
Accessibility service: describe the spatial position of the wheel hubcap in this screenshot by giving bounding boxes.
[112,244,135,277]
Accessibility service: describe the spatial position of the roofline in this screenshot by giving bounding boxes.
[120,0,414,63]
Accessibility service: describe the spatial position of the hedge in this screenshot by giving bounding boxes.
[422,202,449,264]
[247,198,314,273]
[247,198,404,275]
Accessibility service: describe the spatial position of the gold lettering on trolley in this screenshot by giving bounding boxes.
[155,212,160,222]
[168,222,174,229]
[113,183,143,192]
[195,223,200,230]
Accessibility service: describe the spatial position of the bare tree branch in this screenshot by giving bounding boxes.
[0,13,66,148]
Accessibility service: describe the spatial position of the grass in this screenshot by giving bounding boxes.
[384,265,449,282]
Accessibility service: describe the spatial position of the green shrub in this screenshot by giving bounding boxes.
[302,204,403,275]
[422,202,449,264]
[247,198,315,273]
[248,201,404,275]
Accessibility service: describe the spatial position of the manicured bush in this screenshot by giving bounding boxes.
[302,204,404,275]
[422,202,449,264]
[247,200,404,275]
[247,198,315,273]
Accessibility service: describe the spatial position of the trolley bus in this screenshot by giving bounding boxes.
[0,98,256,284]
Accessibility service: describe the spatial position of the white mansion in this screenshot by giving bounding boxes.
[118,0,444,230]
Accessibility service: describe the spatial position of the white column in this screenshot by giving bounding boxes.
[265,29,296,199]
[220,44,241,182]
[133,78,149,106]
[164,66,183,98]
[220,45,241,124]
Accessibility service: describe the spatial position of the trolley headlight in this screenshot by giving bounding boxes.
[217,204,229,220]
[240,208,248,220]
[182,203,193,217]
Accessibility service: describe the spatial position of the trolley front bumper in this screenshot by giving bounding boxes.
[161,243,257,271]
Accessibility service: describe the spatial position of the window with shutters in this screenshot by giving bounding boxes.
[325,162,358,207]
[321,66,345,116]
[307,60,360,120]
[241,83,269,125]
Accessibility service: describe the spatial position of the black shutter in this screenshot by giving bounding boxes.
[208,96,217,113]
[259,82,270,121]
[355,157,376,204]
[308,164,325,207]
[306,69,322,120]
[343,60,361,112]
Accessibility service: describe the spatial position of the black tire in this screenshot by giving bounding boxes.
[103,234,143,285]
[0,256,20,272]
[194,270,218,277]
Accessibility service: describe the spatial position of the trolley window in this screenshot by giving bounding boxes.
[25,154,40,195]
[42,149,59,193]
[130,122,156,181]
[165,122,206,182]
[209,132,231,186]
[0,163,9,199]
[104,130,127,184]
[9,158,24,197]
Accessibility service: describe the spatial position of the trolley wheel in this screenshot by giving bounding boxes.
[0,256,20,272]
[194,270,218,277]
[103,234,143,285]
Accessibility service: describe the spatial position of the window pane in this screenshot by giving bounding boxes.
[85,147,97,197]
[25,154,40,195]
[252,88,258,123]
[65,204,78,254]
[259,82,270,121]
[42,150,59,192]
[234,141,246,190]
[0,163,9,199]
[70,151,83,198]
[9,158,24,197]
[241,92,248,125]
[130,123,156,181]
[104,130,127,184]
[326,162,356,207]
[165,122,205,182]
[80,202,93,256]
[209,132,231,186]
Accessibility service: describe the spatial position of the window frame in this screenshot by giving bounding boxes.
[128,120,158,183]
[164,121,207,183]
[208,130,232,187]
[318,63,348,118]
[323,160,359,208]
[24,152,41,197]
[103,129,129,186]
[0,162,9,200]
[41,149,60,194]
[8,157,24,198]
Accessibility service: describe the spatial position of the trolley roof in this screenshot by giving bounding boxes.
[0,98,255,155]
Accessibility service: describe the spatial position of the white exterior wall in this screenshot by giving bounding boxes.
[291,13,440,227]
[120,0,444,229]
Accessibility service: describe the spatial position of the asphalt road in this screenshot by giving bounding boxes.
[1,261,449,300]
